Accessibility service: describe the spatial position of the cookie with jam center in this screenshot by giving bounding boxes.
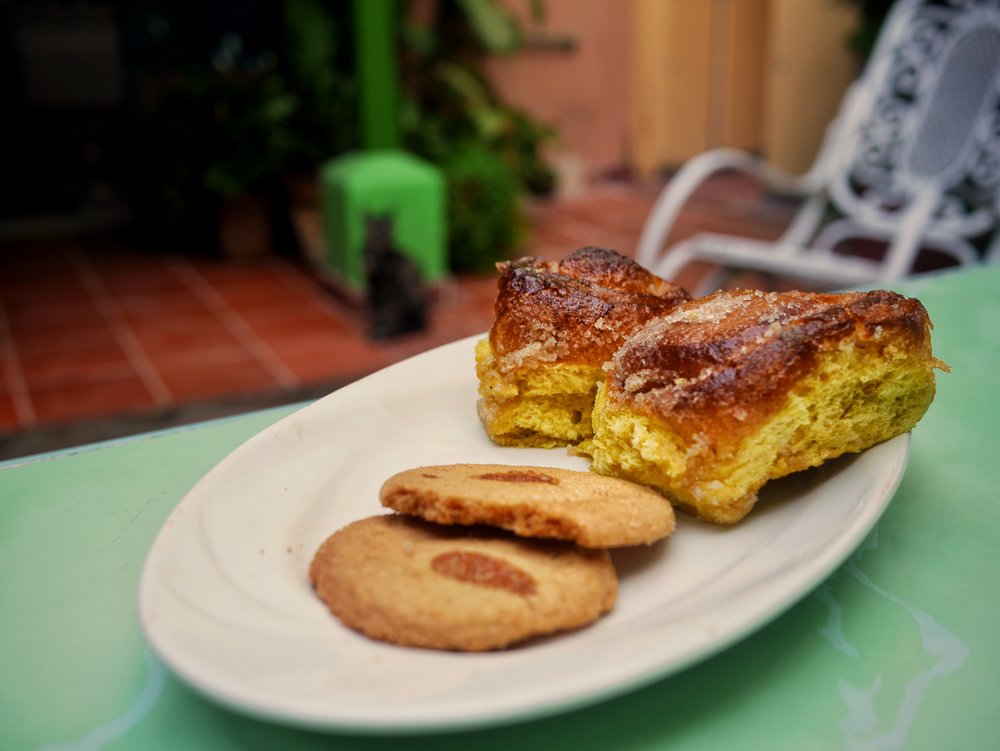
[309,514,617,651]
[380,463,675,548]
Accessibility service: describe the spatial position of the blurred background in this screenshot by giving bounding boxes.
[0,0,885,458]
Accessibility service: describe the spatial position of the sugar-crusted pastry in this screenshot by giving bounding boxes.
[380,463,675,548]
[309,514,617,651]
[585,288,944,524]
[476,246,689,448]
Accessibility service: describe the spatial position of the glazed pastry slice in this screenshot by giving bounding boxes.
[476,246,689,447]
[586,288,945,523]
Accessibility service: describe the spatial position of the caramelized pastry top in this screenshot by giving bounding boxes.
[488,247,690,373]
[605,288,937,443]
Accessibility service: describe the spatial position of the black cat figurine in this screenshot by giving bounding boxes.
[363,214,429,340]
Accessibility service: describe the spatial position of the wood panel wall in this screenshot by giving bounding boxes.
[629,0,860,176]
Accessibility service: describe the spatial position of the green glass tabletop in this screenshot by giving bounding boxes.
[2,264,998,751]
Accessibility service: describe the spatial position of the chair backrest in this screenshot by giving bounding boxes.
[823,0,1000,240]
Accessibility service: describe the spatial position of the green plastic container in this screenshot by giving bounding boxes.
[319,149,447,294]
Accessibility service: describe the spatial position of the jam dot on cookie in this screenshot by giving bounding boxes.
[431,551,537,595]
[474,470,559,484]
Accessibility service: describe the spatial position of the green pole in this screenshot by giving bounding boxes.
[354,0,400,150]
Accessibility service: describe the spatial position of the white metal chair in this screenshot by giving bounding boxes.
[637,0,1000,293]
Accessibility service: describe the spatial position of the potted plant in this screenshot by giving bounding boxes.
[400,0,557,272]
[129,32,298,258]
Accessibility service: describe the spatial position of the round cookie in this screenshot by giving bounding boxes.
[309,514,617,651]
[379,463,675,548]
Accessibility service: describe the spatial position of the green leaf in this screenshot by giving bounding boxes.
[435,62,489,105]
[471,107,505,138]
[455,0,522,54]
[261,93,297,122]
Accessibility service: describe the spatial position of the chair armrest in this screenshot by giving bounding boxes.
[636,148,808,270]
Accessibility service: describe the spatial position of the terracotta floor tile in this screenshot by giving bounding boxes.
[0,275,94,306]
[30,376,158,425]
[678,209,785,242]
[16,331,133,385]
[130,313,242,356]
[182,257,289,285]
[116,289,211,322]
[83,243,176,274]
[529,220,618,255]
[14,321,117,354]
[148,342,254,373]
[241,304,351,340]
[427,294,495,337]
[550,220,640,254]
[534,187,649,220]
[96,262,189,297]
[0,394,20,432]
[0,378,22,431]
[209,273,325,312]
[371,332,468,366]
[265,333,392,385]
[557,199,654,236]
[0,241,79,283]
[1,386,33,430]
[672,261,719,295]
[4,298,107,338]
[157,355,285,402]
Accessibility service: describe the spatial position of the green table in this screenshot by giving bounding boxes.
[2,265,998,750]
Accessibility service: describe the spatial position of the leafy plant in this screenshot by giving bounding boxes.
[130,30,300,245]
[128,3,359,246]
[444,144,524,273]
[280,0,359,168]
[400,0,556,270]
[197,71,298,197]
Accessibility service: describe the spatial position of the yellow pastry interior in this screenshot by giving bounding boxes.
[475,338,603,448]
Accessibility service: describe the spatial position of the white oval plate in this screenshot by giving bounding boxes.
[138,335,909,735]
